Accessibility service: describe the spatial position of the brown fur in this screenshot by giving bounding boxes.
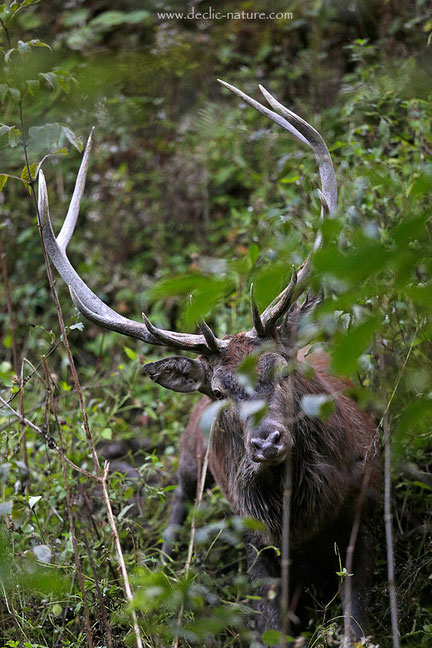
[163,338,381,640]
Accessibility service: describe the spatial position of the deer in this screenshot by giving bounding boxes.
[38,80,381,644]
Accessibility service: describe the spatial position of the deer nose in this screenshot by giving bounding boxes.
[250,430,282,460]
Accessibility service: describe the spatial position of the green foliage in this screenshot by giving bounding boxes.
[1,0,431,646]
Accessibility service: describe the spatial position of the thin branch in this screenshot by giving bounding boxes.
[101,462,144,648]
[343,459,373,646]
[280,378,295,647]
[0,17,12,48]
[379,327,417,427]
[280,453,292,647]
[79,484,119,584]
[82,531,114,648]
[172,421,216,648]
[0,231,28,469]
[0,232,19,373]
[0,395,97,481]
[41,355,94,648]
[7,342,62,405]
[378,339,400,648]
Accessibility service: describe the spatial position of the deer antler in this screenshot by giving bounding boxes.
[218,80,337,337]
[38,132,226,356]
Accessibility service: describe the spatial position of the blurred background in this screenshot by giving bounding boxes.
[1,1,431,646]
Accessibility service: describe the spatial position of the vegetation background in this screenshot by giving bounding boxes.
[0,0,431,646]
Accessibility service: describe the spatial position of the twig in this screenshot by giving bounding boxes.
[79,484,120,584]
[82,531,114,648]
[172,421,216,648]
[7,342,62,405]
[0,17,12,48]
[0,231,28,469]
[378,339,400,648]
[400,461,432,489]
[101,462,144,648]
[280,452,292,647]
[343,460,373,646]
[41,355,94,648]
[0,232,19,376]
[279,373,296,647]
[0,395,97,481]
[379,327,417,427]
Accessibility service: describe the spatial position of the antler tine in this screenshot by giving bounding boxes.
[218,79,310,147]
[219,80,336,336]
[260,265,298,334]
[142,312,219,354]
[280,289,324,344]
[39,146,225,356]
[198,319,222,353]
[56,128,94,253]
[258,85,337,218]
[249,283,265,337]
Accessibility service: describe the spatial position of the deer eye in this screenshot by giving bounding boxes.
[212,388,224,400]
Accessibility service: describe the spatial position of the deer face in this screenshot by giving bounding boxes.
[143,334,294,466]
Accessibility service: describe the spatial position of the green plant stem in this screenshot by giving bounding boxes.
[378,338,400,648]
[0,17,12,48]
[41,354,94,648]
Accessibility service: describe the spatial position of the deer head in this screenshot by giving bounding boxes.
[38,81,336,465]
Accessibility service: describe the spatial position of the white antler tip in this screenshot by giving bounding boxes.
[37,169,48,206]
[68,285,78,304]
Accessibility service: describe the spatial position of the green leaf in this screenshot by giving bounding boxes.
[7,88,21,103]
[398,399,432,436]
[29,495,42,509]
[0,175,8,192]
[11,500,27,528]
[69,321,83,331]
[28,39,51,49]
[249,242,259,266]
[301,394,336,421]
[200,400,229,439]
[118,503,134,520]
[101,428,112,439]
[0,124,13,137]
[51,146,68,156]
[0,501,12,516]
[162,484,178,492]
[62,125,82,152]
[124,346,137,360]
[3,333,12,348]
[238,399,267,426]
[90,10,150,29]
[26,79,40,97]
[331,316,380,376]
[5,48,16,63]
[7,127,21,148]
[21,162,37,183]
[17,39,31,54]
[56,73,71,95]
[412,481,432,492]
[33,544,52,563]
[39,72,59,90]
[0,84,7,102]
[407,168,432,198]
[280,174,300,184]
[262,630,286,645]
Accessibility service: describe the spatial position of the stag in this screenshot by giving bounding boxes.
[38,80,381,643]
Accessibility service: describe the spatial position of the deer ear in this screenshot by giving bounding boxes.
[143,356,205,393]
